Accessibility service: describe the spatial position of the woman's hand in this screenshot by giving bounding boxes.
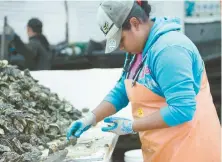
[66,112,96,139]
[102,117,137,135]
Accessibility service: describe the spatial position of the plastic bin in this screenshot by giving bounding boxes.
[124,149,143,162]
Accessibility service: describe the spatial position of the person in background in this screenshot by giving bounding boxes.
[11,18,52,70]
[67,0,220,161]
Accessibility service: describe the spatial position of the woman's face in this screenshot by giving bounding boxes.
[119,18,147,54]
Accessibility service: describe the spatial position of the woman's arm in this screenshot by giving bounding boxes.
[92,76,129,123]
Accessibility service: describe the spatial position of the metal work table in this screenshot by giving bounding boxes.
[41,124,118,162]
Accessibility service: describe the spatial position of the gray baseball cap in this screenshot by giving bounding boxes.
[97,0,134,53]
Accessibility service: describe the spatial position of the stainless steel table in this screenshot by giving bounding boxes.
[41,123,118,162]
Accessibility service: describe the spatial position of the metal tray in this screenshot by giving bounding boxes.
[42,126,119,162]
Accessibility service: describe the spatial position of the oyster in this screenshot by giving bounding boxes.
[47,124,61,135]
[0,128,4,135]
[0,60,8,67]
[63,101,73,113]
[48,138,77,155]
[41,149,68,162]
[29,134,41,146]
[13,119,24,133]
[21,148,42,162]
[0,139,13,151]
[0,81,9,88]
[0,144,11,153]
[21,143,33,152]
[0,151,23,162]
[82,107,90,113]
[17,135,32,144]
[0,60,82,161]
[11,138,25,155]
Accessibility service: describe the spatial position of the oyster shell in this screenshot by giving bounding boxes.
[21,142,33,152]
[11,138,25,155]
[0,81,9,88]
[41,149,68,162]
[82,107,90,113]
[0,144,11,153]
[46,124,61,140]
[63,101,73,113]
[21,148,42,162]
[0,60,8,67]
[0,139,13,151]
[13,119,24,133]
[0,128,4,135]
[0,151,23,162]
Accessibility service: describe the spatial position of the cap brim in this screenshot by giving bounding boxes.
[105,28,122,54]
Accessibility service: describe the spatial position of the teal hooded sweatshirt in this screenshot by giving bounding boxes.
[103,17,204,127]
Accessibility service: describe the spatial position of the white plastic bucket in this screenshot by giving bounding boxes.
[124,149,144,162]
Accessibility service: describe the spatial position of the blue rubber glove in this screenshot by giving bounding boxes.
[66,112,96,140]
[102,117,137,135]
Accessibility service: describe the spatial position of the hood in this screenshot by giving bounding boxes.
[143,17,182,56]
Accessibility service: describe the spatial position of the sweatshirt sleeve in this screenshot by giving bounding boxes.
[103,76,129,112]
[13,34,38,59]
[153,45,196,126]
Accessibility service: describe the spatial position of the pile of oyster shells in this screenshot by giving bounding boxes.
[0,60,82,162]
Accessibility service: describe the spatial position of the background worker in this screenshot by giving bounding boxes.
[67,0,220,161]
[9,18,52,70]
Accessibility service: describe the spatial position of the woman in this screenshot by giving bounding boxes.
[67,0,220,161]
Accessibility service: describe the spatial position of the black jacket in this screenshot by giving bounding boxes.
[13,34,52,70]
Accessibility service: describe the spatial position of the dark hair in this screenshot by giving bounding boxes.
[122,0,151,30]
[140,0,151,17]
[27,18,43,34]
